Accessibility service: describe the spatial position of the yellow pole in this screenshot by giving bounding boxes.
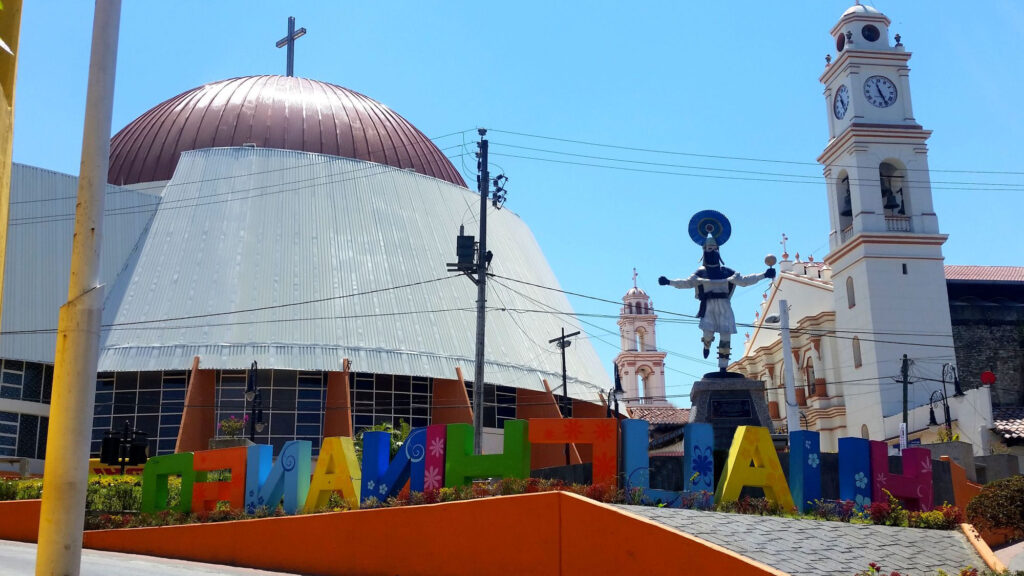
[36,2,120,574]
[0,0,24,331]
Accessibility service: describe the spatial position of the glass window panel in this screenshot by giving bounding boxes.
[412,406,428,419]
[0,424,16,435]
[162,389,185,402]
[374,374,392,392]
[113,391,136,415]
[270,437,287,454]
[411,417,428,429]
[137,390,161,414]
[92,416,111,430]
[0,386,19,399]
[273,370,297,389]
[296,412,320,424]
[36,417,48,459]
[114,372,138,391]
[354,376,373,391]
[157,439,177,455]
[0,446,14,456]
[298,375,322,388]
[296,400,320,413]
[373,414,391,426]
[160,414,182,427]
[42,366,53,402]
[354,415,373,427]
[91,428,106,441]
[269,412,295,437]
[0,412,18,423]
[159,426,179,440]
[16,415,37,458]
[393,376,411,394]
[271,387,296,412]
[412,381,429,395]
[297,388,322,401]
[95,375,115,390]
[138,372,162,390]
[4,360,24,372]
[498,406,516,420]
[135,415,158,438]
[22,363,43,402]
[484,407,497,428]
[296,424,320,437]
[374,391,391,407]
[355,391,373,405]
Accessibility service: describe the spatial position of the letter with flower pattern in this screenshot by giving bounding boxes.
[838,437,871,509]
[788,430,821,513]
[191,446,247,512]
[683,423,714,493]
[869,441,933,511]
[714,426,795,510]
[246,441,311,515]
[141,452,205,513]
[423,424,446,491]
[445,420,530,486]
[304,436,361,512]
[361,427,427,503]
[526,418,618,486]
[621,419,650,490]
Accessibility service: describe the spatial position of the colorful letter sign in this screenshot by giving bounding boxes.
[527,418,618,486]
[361,427,427,502]
[715,426,795,511]
[303,436,361,512]
[683,423,714,493]
[838,437,871,508]
[788,430,821,513]
[141,452,205,513]
[870,441,933,511]
[620,419,650,490]
[246,441,311,515]
[191,446,247,513]
[446,420,530,486]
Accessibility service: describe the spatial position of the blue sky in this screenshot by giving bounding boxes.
[12,1,1024,406]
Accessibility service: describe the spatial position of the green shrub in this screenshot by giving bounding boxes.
[966,475,1024,540]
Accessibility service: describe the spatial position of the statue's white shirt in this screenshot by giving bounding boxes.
[667,271,765,335]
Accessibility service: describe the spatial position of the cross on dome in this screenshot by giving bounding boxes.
[276,16,307,77]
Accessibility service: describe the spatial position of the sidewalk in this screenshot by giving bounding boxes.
[0,540,301,576]
[995,540,1024,572]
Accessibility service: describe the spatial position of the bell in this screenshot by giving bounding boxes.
[840,192,853,217]
[883,190,900,210]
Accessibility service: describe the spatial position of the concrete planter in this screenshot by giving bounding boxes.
[921,441,977,482]
[208,437,254,450]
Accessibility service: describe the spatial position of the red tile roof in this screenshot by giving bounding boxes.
[945,266,1024,283]
[993,406,1024,440]
[627,406,691,425]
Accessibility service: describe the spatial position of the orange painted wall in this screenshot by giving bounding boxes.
[517,388,581,469]
[571,399,610,463]
[430,367,473,426]
[175,358,216,453]
[0,499,40,542]
[71,492,783,576]
[324,364,353,438]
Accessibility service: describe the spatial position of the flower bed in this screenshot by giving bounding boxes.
[0,475,965,531]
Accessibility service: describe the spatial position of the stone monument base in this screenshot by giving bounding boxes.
[688,376,773,449]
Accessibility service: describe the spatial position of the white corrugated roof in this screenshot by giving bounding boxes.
[92,148,609,400]
[1,164,158,363]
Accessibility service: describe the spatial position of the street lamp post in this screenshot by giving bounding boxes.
[944,363,964,397]
[608,362,625,417]
[245,361,265,443]
[928,390,952,435]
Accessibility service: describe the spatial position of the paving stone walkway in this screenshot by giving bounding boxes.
[616,505,987,576]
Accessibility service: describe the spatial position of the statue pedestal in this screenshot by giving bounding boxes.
[688,376,773,449]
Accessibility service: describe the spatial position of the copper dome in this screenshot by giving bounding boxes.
[108,75,466,187]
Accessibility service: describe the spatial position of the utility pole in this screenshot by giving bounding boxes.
[901,354,910,431]
[779,300,801,439]
[36,1,120,574]
[446,128,507,455]
[471,129,489,456]
[550,328,580,465]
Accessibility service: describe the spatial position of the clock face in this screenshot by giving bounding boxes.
[863,75,898,108]
[833,85,850,119]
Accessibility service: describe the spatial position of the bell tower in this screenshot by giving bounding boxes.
[820,4,952,439]
[614,270,668,405]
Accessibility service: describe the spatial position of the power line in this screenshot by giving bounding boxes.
[488,128,1024,176]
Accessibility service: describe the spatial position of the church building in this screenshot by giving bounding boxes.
[732,5,1010,454]
[0,72,612,471]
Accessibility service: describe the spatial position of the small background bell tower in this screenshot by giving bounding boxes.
[614,270,668,405]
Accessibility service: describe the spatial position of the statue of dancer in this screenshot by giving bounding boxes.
[658,210,776,374]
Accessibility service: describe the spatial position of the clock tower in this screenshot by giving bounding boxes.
[819,4,953,439]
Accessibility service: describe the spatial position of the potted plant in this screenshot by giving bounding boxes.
[209,414,254,449]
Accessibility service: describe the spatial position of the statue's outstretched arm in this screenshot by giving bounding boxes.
[730,271,768,287]
[660,273,700,289]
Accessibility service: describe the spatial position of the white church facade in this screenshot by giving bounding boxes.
[732,5,996,454]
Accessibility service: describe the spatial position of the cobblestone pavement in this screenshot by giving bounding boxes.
[615,505,987,576]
